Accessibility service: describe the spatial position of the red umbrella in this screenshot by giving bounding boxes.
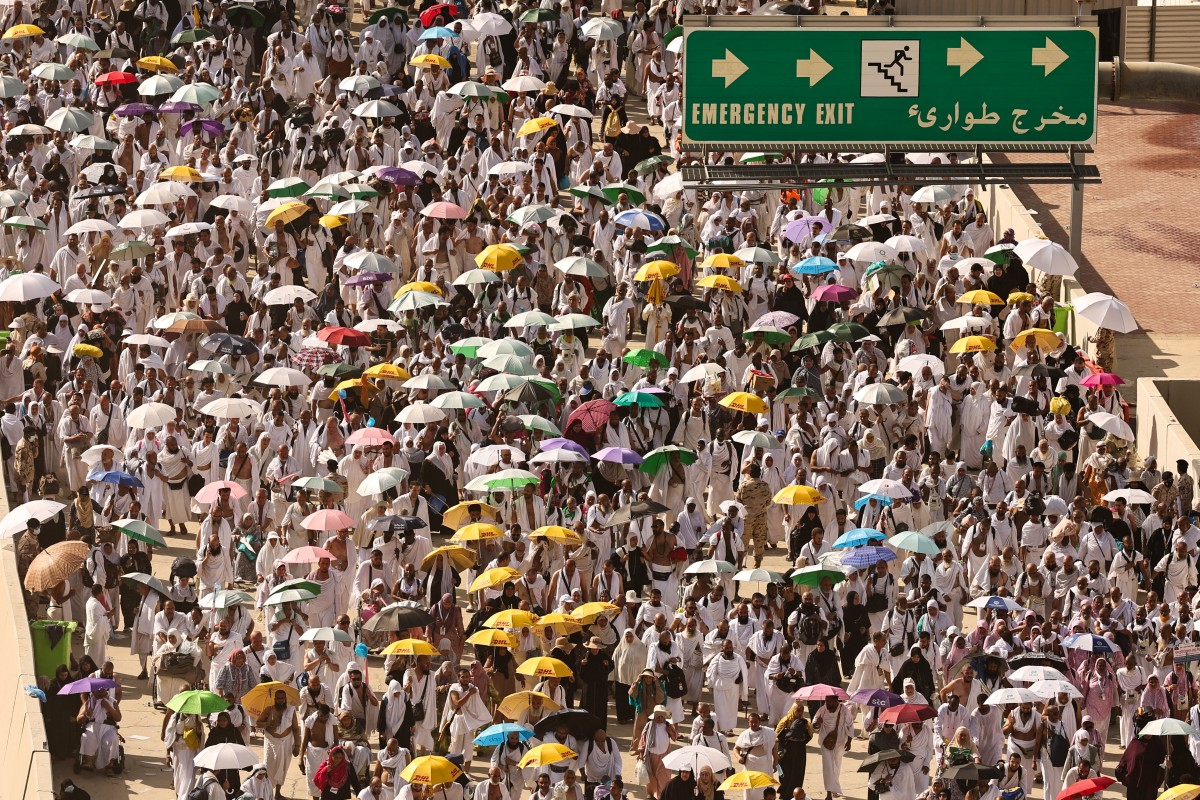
[810,283,859,303]
[419,3,459,26]
[791,683,850,701]
[291,347,340,369]
[96,71,137,86]
[317,326,371,347]
[566,399,617,434]
[877,704,936,725]
[281,545,337,564]
[1056,776,1115,800]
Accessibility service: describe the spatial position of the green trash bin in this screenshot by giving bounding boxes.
[30,619,76,679]
[1053,304,1073,335]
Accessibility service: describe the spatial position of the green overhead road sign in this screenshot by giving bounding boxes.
[682,27,1098,146]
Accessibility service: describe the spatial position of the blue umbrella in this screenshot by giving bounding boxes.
[1062,633,1117,654]
[853,493,893,511]
[790,256,838,276]
[840,545,897,569]
[420,26,459,39]
[831,527,886,549]
[473,723,535,746]
[88,469,144,488]
[614,209,666,232]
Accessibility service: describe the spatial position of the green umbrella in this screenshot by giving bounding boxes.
[518,414,561,436]
[166,689,230,715]
[827,322,871,342]
[569,185,612,204]
[635,154,674,174]
[622,348,669,368]
[368,6,408,23]
[171,81,220,104]
[791,566,847,587]
[663,25,682,47]
[984,243,1015,265]
[601,183,645,205]
[519,7,558,22]
[270,578,321,596]
[343,183,380,199]
[776,387,820,403]
[110,240,155,261]
[810,179,836,206]
[646,235,697,260]
[305,183,350,200]
[267,177,310,198]
[449,81,494,99]
[481,468,541,490]
[57,32,100,50]
[732,430,781,450]
[3,215,47,230]
[740,151,786,164]
[226,4,266,25]
[171,28,213,45]
[112,518,166,547]
[529,378,562,401]
[264,588,318,605]
[448,336,493,358]
[791,330,835,352]
[742,327,791,346]
[293,476,341,493]
[316,363,361,379]
[640,445,697,475]
[613,390,664,409]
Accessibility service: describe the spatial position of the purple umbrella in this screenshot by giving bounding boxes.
[754,311,800,329]
[849,688,903,708]
[377,167,421,187]
[157,101,203,114]
[58,677,119,695]
[783,216,826,243]
[343,271,392,287]
[186,119,226,137]
[592,446,642,465]
[114,102,157,117]
[540,437,589,459]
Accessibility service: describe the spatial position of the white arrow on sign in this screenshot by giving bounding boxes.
[1032,37,1068,75]
[795,49,833,86]
[712,50,748,87]
[946,37,983,76]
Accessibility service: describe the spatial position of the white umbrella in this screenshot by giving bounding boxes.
[1008,665,1069,684]
[254,367,312,388]
[549,104,593,119]
[940,315,993,332]
[395,403,446,425]
[166,222,212,238]
[581,17,623,40]
[402,374,452,391]
[857,213,895,226]
[966,596,1025,612]
[1013,238,1078,277]
[1073,292,1136,333]
[189,360,233,375]
[263,285,317,305]
[194,743,258,771]
[1086,411,1134,441]
[488,161,533,178]
[884,235,928,257]
[469,444,526,467]
[64,219,116,236]
[1029,679,1083,700]
[65,288,112,306]
[126,402,179,429]
[136,183,195,206]
[858,478,913,500]
[123,333,170,348]
[300,627,353,643]
[896,354,944,378]
[118,209,170,229]
[1103,487,1154,504]
[80,444,121,466]
[45,107,94,133]
[683,559,737,575]
[431,391,486,410]
[652,172,684,201]
[680,363,725,383]
[661,745,732,774]
[0,272,60,302]
[210,195,255,214]
[500,74,545,93]
[357,467,410,496]
[910,185,960,204]
[138,354,167,372]
[844,241,897,263]
[530,449,586,465]
[0,499,67,538]
[984,688,1040,706]
[199,398,260,420]
[852,383,907,405]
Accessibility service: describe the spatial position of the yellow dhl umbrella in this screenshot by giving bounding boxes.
[701,252,746,270]
[442,501,500,529]
[1010,327,1061,351]
[410,54,450,68]
[646,277,667,305]
[319,214,348,229]
[265,200,311,229]
[498,690,561,720]
[718,771,779,792]
[516,656,574,678]
[381,638,441,656]
[363,363,412,381]
[242,681,301,718]
[3,24,44,38]
[570,602,619,622]
[137,55,178,72]
[1007,291,1036,305]
[773,485,826,505]
[1158,787,1200,800]
[957,289,1004,306]
[532,613,583,635]
[422,544,477,571]
[450,522,505,542]
[470,566,522,592]
[633,260,680,281]
[517,116,558,137]
[395,281,442,298]
[485,609,539,629]
[697,274,744,293]
[719,391,768,414]
[948,335,997,354]
[467,628,519,648]
[400,755,463,786]
[475,243,523,271]
[329,378,379,402]
[74,343,103,358]
[159,165,204,182]
[529,525,583,545]
[518,743,577,768]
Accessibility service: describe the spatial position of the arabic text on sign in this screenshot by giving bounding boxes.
[908,103,1089,135]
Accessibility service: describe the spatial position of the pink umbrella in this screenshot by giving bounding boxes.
[346,427,398,447]
[792,683,850,701]
[810,284,858,303]
[281,545,337,564]
[1080,372,1124,387]
[301,508,356,531]
[421,201,468,220]
[195,480,250,503]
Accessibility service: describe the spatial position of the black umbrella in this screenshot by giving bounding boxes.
[121,571,178,601]
[940,763,1004,782]
[171,556,197,578]
[77,185,125,198]
[665,294,708,312]
[857,749,915,772]
[203,333,257,356]
[603,499,670,527]
[360,602,434,633]
[367,515,426,533]
[829,223,871,241]
[502,381,556,405]
[1009,652,1067,670]
[877,307,926,327]
[533,709,604,739]
[1013,363,1066,382]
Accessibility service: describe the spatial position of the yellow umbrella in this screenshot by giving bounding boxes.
[1158,787,1200,800]
[421,545,477,572]
[1010,327,1061,351]
[442,501,500,529]
[475,244,524,272]
[467,629,519,648]
[517,117,558,137]
[470,566,522,592]
[242,681,301,719]
[515,656,574,678]
[773,485,826,505]
[451,522,504,543]
[498,691,561,720]
[410,54,450,68]
[718,771,779,792]
[265,200,311,229]
[329,378,379,402]
[73,343,103,358]
[1007,291,1036,305]
[719,391,768,414]
[399,756,463,786]
[531,614,582,635]
[159,165,204,182]
[137,55,178,72]
[957,289,1004,306]
[646,278,667,305]
[381,638,441,656]
[485,609,540,629]
[363,363,412,381]
[633,260,680,282]
[3,24,44,38]
[395,281,442,298]
[570,602,619,622]
[518,743,577,768]
[701,253,746,270]
[319,214,348,229]
[529,525,583,545]
[948,335,997,354]
[697,274,744,293]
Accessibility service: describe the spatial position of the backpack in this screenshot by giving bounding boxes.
[188,775,216,800]
[799,613,821,646]
[1047,725,1069,767]
[663,663,687,699]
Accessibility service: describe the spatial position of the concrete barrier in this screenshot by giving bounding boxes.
[1136,378,1200,472]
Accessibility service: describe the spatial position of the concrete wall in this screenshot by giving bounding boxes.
[1136,378,1200,471]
